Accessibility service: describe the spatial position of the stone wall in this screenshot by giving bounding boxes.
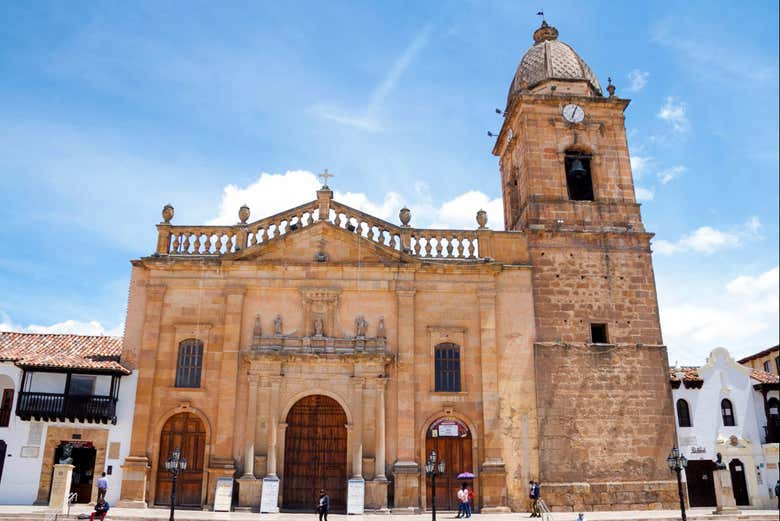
[534,343,678,509]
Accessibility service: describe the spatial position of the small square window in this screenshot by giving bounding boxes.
[591,323,608,344]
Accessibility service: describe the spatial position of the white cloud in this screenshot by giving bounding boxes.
[661,266,779,364]
[0,312,124,337]
[312,25,432,132]
[627,69,649,92]
[657,165,686,184]
[654,217,761,255]
[209,170,503,231]
[657,97,690,133]
[630,155,652,179]
[635,186,655,201]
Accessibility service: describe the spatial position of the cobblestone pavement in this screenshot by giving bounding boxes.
[0,506,778,521]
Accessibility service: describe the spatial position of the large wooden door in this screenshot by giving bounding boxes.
[283,395,347,512]
[728,458,749,506]
[156,413,206,507]
[685,460,716,507]
[425,419,473,511]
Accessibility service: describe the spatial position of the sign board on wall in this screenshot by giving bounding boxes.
[347,478,365,514]
[213,478,233,512]
[438,423,459,437]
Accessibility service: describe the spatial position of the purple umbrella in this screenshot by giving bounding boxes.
[457,472,475,480]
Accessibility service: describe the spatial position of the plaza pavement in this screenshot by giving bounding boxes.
[0,506,778,521]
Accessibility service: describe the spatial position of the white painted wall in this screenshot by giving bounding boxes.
[672,347,778,508]
[0,363,138,506]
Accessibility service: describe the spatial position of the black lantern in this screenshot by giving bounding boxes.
[425,450,446,521]
[165,448,188,521]
[666,447,688,521]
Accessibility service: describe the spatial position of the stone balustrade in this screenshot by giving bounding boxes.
[154,193,488,260]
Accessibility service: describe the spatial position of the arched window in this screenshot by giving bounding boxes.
[176,339,204,388]
[564,151,594,201]
[434,343,461,392]
[676,399,692,427]
[0,388,13,428]
[721,398,736,426]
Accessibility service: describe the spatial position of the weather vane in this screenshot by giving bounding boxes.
[319,168,334,189]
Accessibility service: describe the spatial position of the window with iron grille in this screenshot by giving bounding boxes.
[435,343,461,392]
[676,399,692,428]
[721,398,736,427]
[176,339,204,388]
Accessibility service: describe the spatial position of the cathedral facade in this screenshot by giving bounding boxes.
[118,22,678,512]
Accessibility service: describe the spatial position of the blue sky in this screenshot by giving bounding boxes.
[0,1,777,364]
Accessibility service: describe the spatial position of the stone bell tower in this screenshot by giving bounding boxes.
[492,21,678,510]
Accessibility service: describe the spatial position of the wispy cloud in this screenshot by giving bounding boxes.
[652,19,779,84]
[627,69,649,92]
[657,165,686,184]
[312,25,432,132]
[658,96,690,133]
[0,311,124,337]
[635,186,655,202]
[654,217,761,255]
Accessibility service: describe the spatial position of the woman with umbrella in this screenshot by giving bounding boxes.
[456,472,475,518]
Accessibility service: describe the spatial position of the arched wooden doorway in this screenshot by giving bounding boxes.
[728,458,749,506]
[425,418,473,511]
[155,413,206,507]
[282,395,348,512]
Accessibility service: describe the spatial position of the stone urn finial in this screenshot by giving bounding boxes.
[238,204,250,224]
[476,209,488,229]
[399,207,411,227]
[162,204,174,223]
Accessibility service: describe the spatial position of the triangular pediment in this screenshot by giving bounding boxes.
[226,220,413,264]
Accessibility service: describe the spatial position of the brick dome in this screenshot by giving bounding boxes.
[507,21,602,104]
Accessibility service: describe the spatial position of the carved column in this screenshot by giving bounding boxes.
[351,378,365,478]
[477,288,509,512]
[238,372,262,508]
[374,378,387,480]
[118,283,166,507]
[392,288,418,510]
[243,373,260,478]
[266,377,282,477]
[214,287,246,469]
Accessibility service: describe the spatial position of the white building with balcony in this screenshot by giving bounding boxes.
[0,332,137,506]
[670,347,779,509]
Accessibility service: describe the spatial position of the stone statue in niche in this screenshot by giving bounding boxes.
[253,314,262,342]
[354,316,368,338]
[58,443,74,465]
[377,317,386,338]
[273,314,283,336]
[313,315,324,337]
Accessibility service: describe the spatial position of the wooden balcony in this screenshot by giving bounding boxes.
[16,392,117,424]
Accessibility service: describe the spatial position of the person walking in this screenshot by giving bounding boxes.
[775,480,779,510]
[317,489,330,521]
[528,480,541,517]
[574,514,585,521]
[456,483,471,518]
[97,472,109,501]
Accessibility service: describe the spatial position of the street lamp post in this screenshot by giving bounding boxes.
[425,450,446,521]
[165,448,188,521]
[666,447,688,521]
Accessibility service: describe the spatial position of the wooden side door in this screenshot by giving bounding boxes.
[282,395,347,512]
[728,459,750,506]
[685,460,716,507]
[155,413,206,507]
[425,433,473,510]
[0,440,6,485]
